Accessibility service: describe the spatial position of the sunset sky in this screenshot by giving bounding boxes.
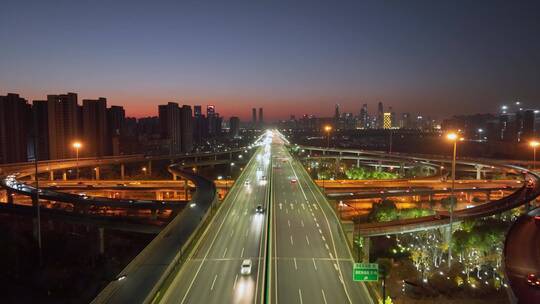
[2,0,540,120]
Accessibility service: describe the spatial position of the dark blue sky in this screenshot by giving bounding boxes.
[1,0,539,119]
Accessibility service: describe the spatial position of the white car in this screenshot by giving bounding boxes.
[244,180,250,186]
[240,259,252,275]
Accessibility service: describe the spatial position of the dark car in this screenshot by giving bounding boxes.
[255,205,264,214]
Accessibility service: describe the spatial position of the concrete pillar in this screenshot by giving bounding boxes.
[357,153,360,167]
[172,173,177,181]
[62,171,67,181]
[148,160,152,175]
[98,227,105,255]
[49,170,54,181]
[184,179,189,200]
[215,154,218,160]
[151,209,158,220]
[120,164,125,180]
[229,152,232,160]
[94,167,100,180]
[7,190,13,204]
[486,190,491,201]
[362,236,371,262]
[476,165,482,180]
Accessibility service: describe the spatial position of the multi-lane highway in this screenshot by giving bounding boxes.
[270,136,372,304]
[158,131,373,304]
[160,141,272,304]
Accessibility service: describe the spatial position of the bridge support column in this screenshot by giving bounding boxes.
[486,190,491,201]
[184,179,189,200]
[362,236,371,262]
[6,190,13,204]
[357,153,360,167]
[172,173,177,181]
[98,227,105,255]
[62,171,67,181]
[476,165,483,180]
[148,160,152,175]
[49,170,54,181]
[94,167,100,180]
[151,209,158,220]
[120,164,125,180]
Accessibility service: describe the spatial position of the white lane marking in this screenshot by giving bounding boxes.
[233,274,238,289]
[244,210,247,215]
[294,257,298,270]
[321,289,328,304]
[302,203,306,210]
[290,235,294,245]
[230,229,234,237]
[312,258,318,271]
[313,204,318,210]
[286,209,289,214]
[223,247,228,258]
[210,274,218,291]
[279,203,282,210]
[241,247,244,258]
[322,236,326,241]
[245,229,249,237]
[298,289,303,304]
[329,252,334,259]
[288,220,291,228]
[334,263,338,271]
[318,229,323,234]
[306,235,310,246]
[325,243,330,250]
[316,223,319,228]
[301,220,304,227]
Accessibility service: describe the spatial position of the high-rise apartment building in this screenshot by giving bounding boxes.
[252,108,257,127]
[159,102,182,154]
[32,100,50,160]
[107,105,125,155]
[229,116,240,138]
[258,107,264,126]
[377,102,384,129]
[180,105,193,152]
[82,98,109,157]
[47,93,79,159]
[0,93,30,164]
[383,112,393,129]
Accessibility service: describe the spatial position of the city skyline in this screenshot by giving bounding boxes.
[2,1,540,120]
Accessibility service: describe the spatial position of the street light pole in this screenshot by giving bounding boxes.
[73,142,82,180]
[446,132,459,268]
[530,141,539,171]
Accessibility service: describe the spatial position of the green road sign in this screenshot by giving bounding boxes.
[353,263,379,282]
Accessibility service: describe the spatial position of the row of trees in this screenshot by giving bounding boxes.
[345,167,399,180]
[367,199,435,222]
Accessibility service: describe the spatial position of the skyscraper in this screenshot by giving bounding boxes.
[334,104,340,120]
[47,93,80,159]
[229,116,240,138]
[193,105,207,144]
[383,112,392,129]
[180,105,193,152]
[252,108,257,127]
[159,102,182,154]
[0,93,30,164]
[107,105,125,155]
[359,104,368,129]
[32,100,50,160]
[82,98,109,157]
[207,105,217,136]
[377,102,384,129]
[258,108,264,127]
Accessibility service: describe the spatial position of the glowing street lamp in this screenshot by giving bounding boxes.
[445,132,462,267]
[142,166,147,175]
[72,141,82,179]
[324,125,332,148]
[530,140,539,171]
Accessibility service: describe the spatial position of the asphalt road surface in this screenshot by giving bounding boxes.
[160,144,271,304]
[269,138,373,304]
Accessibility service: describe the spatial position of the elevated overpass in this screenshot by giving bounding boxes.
[292,146,540,237]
